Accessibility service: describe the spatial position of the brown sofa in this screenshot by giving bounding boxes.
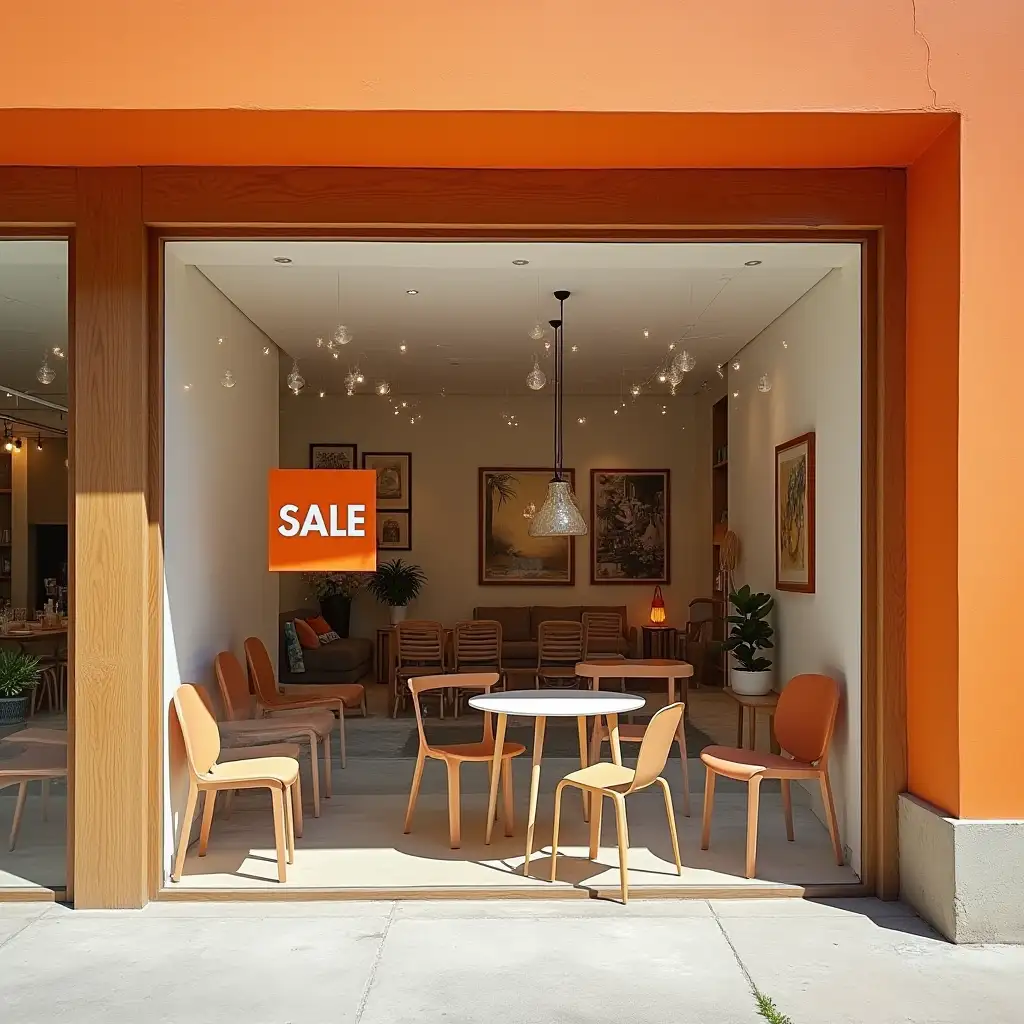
[472,605,636,668]
[278,610,373,685]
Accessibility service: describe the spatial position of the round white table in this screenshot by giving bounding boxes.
[468,689,646,876]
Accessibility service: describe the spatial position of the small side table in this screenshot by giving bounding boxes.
[641,624,679,659]
[725,687,781,754]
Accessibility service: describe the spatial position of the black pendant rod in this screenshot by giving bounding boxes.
[551,289,570,480]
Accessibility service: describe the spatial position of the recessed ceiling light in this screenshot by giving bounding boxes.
[273,256,293,264]
[744,259,762,266]
[406,289,419,295]
[512,259,530,266]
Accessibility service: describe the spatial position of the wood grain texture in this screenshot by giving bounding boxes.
[72,168,151,908]
[0,168,76,225]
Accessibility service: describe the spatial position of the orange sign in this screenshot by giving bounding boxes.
[268,469,377,572]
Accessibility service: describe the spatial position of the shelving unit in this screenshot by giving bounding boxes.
[709,396,729,685]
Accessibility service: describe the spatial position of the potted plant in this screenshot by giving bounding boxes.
[300,571,369,638]
[0,650,41,726]
[723,585,775,696]
[367,559,427,624]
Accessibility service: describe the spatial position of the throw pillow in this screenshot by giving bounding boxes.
[318,629,342,644]
[293,618,320,649]
[282,620,306,674]
[306,615,333,635]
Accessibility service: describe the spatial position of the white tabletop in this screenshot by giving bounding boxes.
[468,689,645,718]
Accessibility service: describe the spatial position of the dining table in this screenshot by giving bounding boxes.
[468,688,646,876]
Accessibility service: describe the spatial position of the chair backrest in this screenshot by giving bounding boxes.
[774,674,840,765]
[396,620,446,668]
[453,620,501,669]
[244,636,283,708]
[582,612,623,657]
[537,620,583,665]
[407,672,499,750]
[630,702,685,792]
[172,683,222,778]
[687,598,724,624]
[214,650,254,722]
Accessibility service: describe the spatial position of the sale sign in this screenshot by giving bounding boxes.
[268,469,377,572]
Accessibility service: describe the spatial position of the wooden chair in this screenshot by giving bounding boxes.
[450,620,503,717]
[700,673,844,879]
[0,744,67,851]
[215,651,334,816]
[682,598,725,687]
[403,672,526,849]
[244,636,356,771]
[536,620,584,689]
[393,620,447,718]
[171,683,301,883]
[550,703,684,904]
[582,611,626,691]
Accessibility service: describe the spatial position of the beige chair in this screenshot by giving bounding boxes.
[582,611,626,691]
[403,672,526,849]
[171,683,301,884]
[536,620,583,688]
[393,620,447,718]
[450,619,503,716]
[700,673,844,878]
[0,744,67,851]
[550,703,684,904]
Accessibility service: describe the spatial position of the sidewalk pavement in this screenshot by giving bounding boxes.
[1,897,1021,1023]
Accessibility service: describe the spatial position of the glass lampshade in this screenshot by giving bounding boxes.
[527,480,588,537]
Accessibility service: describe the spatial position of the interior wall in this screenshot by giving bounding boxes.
[28,438,68,524]
[728,263,862,873]
[279,394,707,636]
[162,257,279,869]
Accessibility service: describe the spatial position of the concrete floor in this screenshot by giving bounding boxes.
[1,898,1022,1023]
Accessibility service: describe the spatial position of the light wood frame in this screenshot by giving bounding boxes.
[0,164,906,906]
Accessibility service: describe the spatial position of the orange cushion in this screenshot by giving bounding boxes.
[306,615,333,635]
[293,618,320,650]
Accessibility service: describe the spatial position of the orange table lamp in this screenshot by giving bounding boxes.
[649,585,666,625]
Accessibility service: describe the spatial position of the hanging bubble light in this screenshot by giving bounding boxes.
[526,359,547,390]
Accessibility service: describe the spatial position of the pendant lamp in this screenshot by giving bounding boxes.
[529,290,588,538]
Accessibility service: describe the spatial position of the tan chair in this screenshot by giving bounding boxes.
[450,619,503,716]
[0,744,67,851]
[393,620,447,718]
[582,611,626,691]
[536,620,583,689]
[550,703,684,904]
[171,683,301,884]
[214,651,334,816]
[700,673,844,878]
[403,672,526,849]
[245,636,359,770]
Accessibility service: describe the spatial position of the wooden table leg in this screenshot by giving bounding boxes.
[607,713,623,765]
[736,704,744,747]
[576,715,590,822]
[522,715,547,876]
[484,712,507,845]
[672,675,691,817]
[750,709,758,752]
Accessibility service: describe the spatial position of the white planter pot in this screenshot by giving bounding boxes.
[730,666,774,696]
[389,605,408,624]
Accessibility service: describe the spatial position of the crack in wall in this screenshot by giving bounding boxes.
[911,0,940,108]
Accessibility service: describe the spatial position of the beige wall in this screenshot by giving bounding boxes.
[280,394,709,637]
[28,437,68,525]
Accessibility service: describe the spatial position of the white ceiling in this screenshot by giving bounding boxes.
[173,241,858,397]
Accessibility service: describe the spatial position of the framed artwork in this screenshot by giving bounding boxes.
[590,469,670,584]
[478,468,575,585]
[309,443,357,470]
[361,452,412,510]
[775,431,816,593]
[376,510,412,551]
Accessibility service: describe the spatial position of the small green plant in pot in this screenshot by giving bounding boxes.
[724,585,775,696]
[367,559,427,624]
[300,571,369,638]
[0,650,41,726]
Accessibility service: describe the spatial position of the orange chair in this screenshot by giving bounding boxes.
[700,673,844,878]
[171,683,301,883]
[403,672,526,849]
[550,703,684,904]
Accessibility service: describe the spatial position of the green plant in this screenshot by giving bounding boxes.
[754,990,794,1024]
[0,649,41,698]
[367,559,427,607]
[723,584,774,671]
[300,571,369,601]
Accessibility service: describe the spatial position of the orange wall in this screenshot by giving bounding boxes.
[3,0,1023,818]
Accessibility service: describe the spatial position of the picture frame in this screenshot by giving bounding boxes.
[309,443,357,471]
[361,452,412,510]
[376,510,412,551]
[478,468,575,585]
[775,431,816,593]
[590,469,670,584]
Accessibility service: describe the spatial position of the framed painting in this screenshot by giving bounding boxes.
[377,510,412,551]
[591,469,670,584]
[478,468,575,585]
[361,452,412,510]
[309,443,357,470]
[775,431,816,593]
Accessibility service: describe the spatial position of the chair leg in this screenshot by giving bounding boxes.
[292,776,304,839]
[500,757,515,837]
[781,779,795,842]
[588,715,603,767]
[323,732,333,799]
[550,780,567,882]
[198,790,217,856]
[9,781,28,851]
[588,791,603,860]
[310,737,321,817]
[819,770,844,866]
[360,691,367,717]
[745,775,762,879]
[677,726,691,817]
[700,767,716,850]
[223,789,235,819]
[658,778,683,875]
[445,759,462,849]
[403,747,426,833]
[171,781,199,882]
[284,785,295,864]
[612,793,630,904]
[576,715,590,823]
[270,785,287,882]
[338,703,347,769]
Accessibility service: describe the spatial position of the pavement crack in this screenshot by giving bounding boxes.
[0,912,46,955]
[352,900,396,1024]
